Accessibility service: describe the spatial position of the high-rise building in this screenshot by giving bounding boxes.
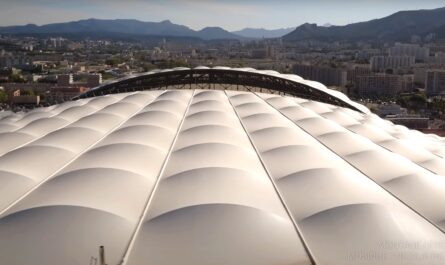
[87,74,102,88]
[413,67,427,87]
[389,43,430,61]
[356,74,413,97]
[49,37,66,48]
[428,52,445,65]
[293,64,347,87]
[57,74,73,86]
[347,65,371,84]
[426,70,445,96]
[370,56,415,72]
[0,55,29,68]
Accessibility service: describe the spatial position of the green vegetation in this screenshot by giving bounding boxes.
[427,98,445,118]
[9,73,26,83]
[156,59,190,69]
[105,57,124,66]
[21,89,35,96]
[0,90,8,103]
[99,71,116,80]
[397,93,427,112]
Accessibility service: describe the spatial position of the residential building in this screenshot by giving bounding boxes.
[57,74,73,86]
[426,70,445,96]
[347,65,371,84]
[87,74,102,88]
[370,56,415,72]
[356,74,413,97]
[293,64,347,87]
[389,43,429,61]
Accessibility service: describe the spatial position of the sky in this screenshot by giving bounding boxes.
[0,0,444,31]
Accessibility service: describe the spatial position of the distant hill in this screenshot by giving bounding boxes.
[283,7,445,42]
[196,27,242,40]
[0,19,244,40]
[232,27,295,38]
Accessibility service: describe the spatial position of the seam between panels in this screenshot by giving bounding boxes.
[119,89,196,265]
[323,111,445,233]
[334,114,445,175]
[224,90,318,265]
[308,107,445,178]
[0,98,118,157]
[377,131,445,161]
[3,98,92,134]
[254,92,445,234]
[366,119,445,160]
[0,92,159,216]
[344,107,445,161]
[359,133,441,176]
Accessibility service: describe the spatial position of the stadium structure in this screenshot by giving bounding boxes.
[0,67,444,265]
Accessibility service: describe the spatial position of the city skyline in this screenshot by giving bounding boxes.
[0,0,444,31]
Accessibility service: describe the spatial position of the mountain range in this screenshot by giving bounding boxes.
[0,18,297,40]
[283,7,445,42]
[1,6,445,42]
[0,19,242,40]
[232,27,295,38]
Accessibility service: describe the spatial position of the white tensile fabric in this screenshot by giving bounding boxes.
[0,89,444,265]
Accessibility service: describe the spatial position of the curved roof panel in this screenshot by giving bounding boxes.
[0,87,444,265]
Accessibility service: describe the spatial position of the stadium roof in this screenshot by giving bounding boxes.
[74,66,369,113]
[0,68,445,265]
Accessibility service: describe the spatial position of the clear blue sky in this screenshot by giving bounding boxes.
[0,0,444,30]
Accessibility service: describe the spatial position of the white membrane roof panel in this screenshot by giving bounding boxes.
[0,89,443,265]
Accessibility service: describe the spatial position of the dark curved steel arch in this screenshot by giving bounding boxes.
[74,69,363,113]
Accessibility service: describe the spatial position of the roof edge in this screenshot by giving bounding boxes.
[75,67,369,114]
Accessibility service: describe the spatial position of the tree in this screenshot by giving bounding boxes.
[0,90,7,103]
[9,73,26,83]
[105,57,123,66]
[21,89,35,96]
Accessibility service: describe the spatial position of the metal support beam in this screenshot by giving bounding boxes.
[73,69,363,113]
